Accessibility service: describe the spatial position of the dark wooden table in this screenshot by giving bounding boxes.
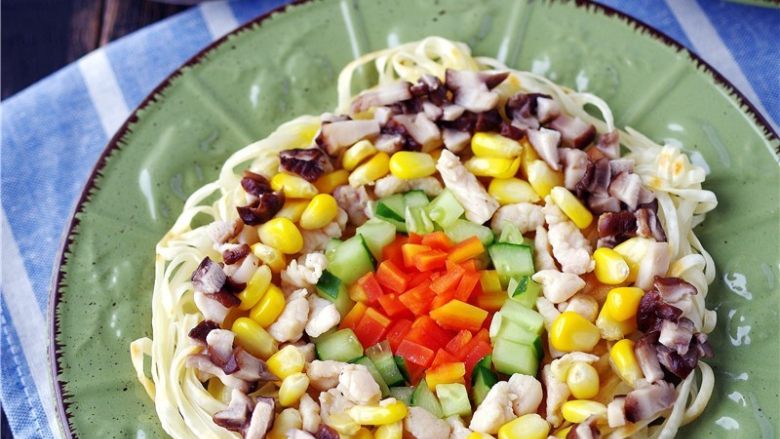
[2,2,195,435]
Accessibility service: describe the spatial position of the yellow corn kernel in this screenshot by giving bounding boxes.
[327,412,361,436]
[348,400,408,426]
[268,408,303,439]
[613,237,654,283]
[488,178,541,205]
[480,270,503,295]
[266,345,305,380]
[275,199,309,223]
[610,339,643,386]
[232,317,278,359]
[596,305,636,341]
[520,138,540,178]
[349,152,390,187]
[554,427,572,438]
[315,169,350,194]
[375,421,403,439]
[251,243,286,273]
[271,172,319,199]
[354,427,375,439]
[464,156,521,178]
[343,140,378,171]
[471,132,523,158]
[467,434,494,439]
[278,372,309,406]
[526,160,563,198]
[221,307,247,329]
[549,312,601,352]
[498,413,550,439]
[593,248,630,285]
[604,287,644,321]
[249,284,285,327]
[258,217,303,254]
[550,186,593,229]
[389,151,436,179]
[566,362,600,400]
[561,400,607,424]
[237,265,272,310]
[300,194,339,230]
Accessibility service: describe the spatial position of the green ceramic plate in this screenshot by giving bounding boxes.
[50,0,780,437]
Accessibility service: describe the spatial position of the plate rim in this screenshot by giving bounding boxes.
[47,0,780,437]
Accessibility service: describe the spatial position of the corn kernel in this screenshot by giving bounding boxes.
[596,305,636,341]
[520,138,540,178]
[327,412,361,436]
[566,362,600,400]
[613,237,654,283]
[232,317,278,359]
[375,421,403,439]
[315,169,350,194]
[554,427,572,438]
[549,312,601,352]
[488,178,541,205]
[348,400,408,426]
[271,172,319,199]
[604,287,644,321]
[526,160,563,198]
[343,140,378,171]
[300,194,339,230]
[389,151,436,179]
[465,156,521,178]
[498,413,550,439]
[250,243,286,273]
[349,152,390,187]
[354,427,375,439]
[268,408,302,439]
[266,345,305,380]
[466,434,494,439]
[550,186,593,229]
[471,132,523,158]
[279,372,309,406]
[237,265,272,310]
[561,400,607,424]
[593,248,630,285]
[249,284,285,327]
[275,199,309,223]
[258,217,303,254]
[610,339,643,387]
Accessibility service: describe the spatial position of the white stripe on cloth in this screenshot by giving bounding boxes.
[665,0,778,132]
[1,210,61,438]
[77,49,131,136]
[200,1,240,40]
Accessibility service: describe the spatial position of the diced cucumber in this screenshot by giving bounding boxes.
[354,356,390,397]
[500,299,545,336]
[394,356,411,383]
[488,312,539,345]
[411,379,444,418]
[325,239,342,260]
[403,190,430,209]
[316,270,355,317]
[389,386,415,405]
[435,383,472,417]
[426,189,464,228]
[315,329,364,362]
[492,338,539,376]
[328,235,375,284]
[366,341,405,387]
[405,206,434,235]
[507,276,542,309]
[375,194,406,221]
[498,223,524,245]
[488,243,535,286]
[444,219,495,246]
[471,357,498,406]
[356,218,397,259]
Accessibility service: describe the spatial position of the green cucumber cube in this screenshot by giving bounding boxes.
[357,218,397,259]
[508,276,542,309]
[405,206,434,235]
[353,356,390,397]
[444,219,495,246]
[389,386,415,405]
[315,329,364,362]
[492,338,539,376]
[411,379,444,418]
[403,190,430,209]
[327,235,375,284]
[500,299,545,336]
[426,189,464,228]
[435,383,472,417]
[488,242,535,286]
[366,341,405,387]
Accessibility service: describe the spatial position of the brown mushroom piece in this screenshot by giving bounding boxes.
[236,191,285,226]
[244,397,276,439]
[232,348,278,382]
[390,113,442,152]
[635,207,667,242]
[188,320,220,343]
[206,329,239,374]
[566,416,600,439]
[624,381,676,423]
[280,148,333,182]
[527,127,561,171]
[191,257,227,294]
[213,389,254,432]
[445,69,508,113]
[596,131,620,159]
[548,114,596,149]
[634,333,665,383]
[222,243,251,265]
[608,171,642,211]
[560,148,589,190]
[317,119,380,155]
[351,81,413,113]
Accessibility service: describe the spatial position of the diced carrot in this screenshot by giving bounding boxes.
[430,264,465,294]
[444,330,473,356]
[357,272,384,304]
[463,340,492,379]
[422,231,453,250]
[398,281,434,316]
[386,318,412,351]
[396,339,434,367]
[430,348,459,368]
[454,270,481,302]
[430,290,455,309]
[413,249,448,272]
[376,260,409,293]
[354,307,392,347]
[406,316,453,352]
[377,294,410,318]
[430,300,488,332]
[402,243,431,268]
[447,236,485,263]
[339,302,367,331]
[382,236,407,266]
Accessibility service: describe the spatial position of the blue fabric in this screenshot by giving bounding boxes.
[1,1,777,437]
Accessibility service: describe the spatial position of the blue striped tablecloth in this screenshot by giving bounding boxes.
[1,1,777,437]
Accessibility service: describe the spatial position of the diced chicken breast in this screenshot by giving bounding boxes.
[193,291,230,325]
[490,203,545,234]
[319,388,355,426]
[282,253,328,291]
[607,397,627,428]
[299,393,321,433]
[547,221,594,275]
[446,416,472,439]
[286,429,315,439]
[305,296,340,338]
[373,175,443,198]
[507,374,543,416]
[542,364,571,427]
[333,185,372,226]
[268,289,310,343]
[469,381,515,434]
[532,270,586,304]
[436,150,499,224]
[542,196,567,225]
[337,364,381,405]
[404,407,451,439]
[307,360,347,391]
[559,294,599,322]
[550,352,599,381]
[534,226,557,271]
[635,242,671,290]
[289,342,316,364]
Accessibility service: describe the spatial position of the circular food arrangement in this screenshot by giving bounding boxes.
[131,37,718,439]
